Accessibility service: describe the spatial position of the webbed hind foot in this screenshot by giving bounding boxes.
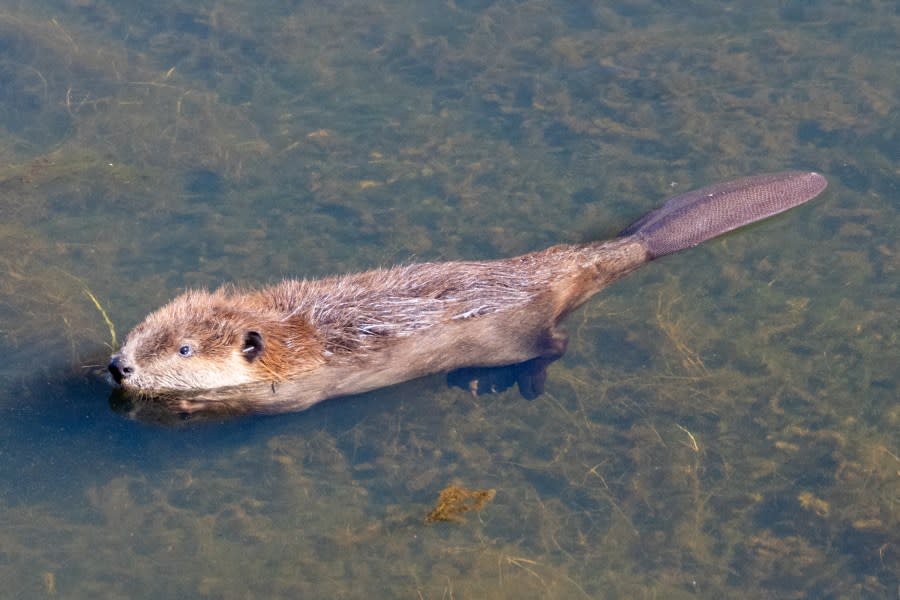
[447,355,559,400]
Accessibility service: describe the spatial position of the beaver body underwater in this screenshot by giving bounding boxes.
[109,171,827,416]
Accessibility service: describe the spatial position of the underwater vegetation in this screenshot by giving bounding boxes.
[0,0,896,598]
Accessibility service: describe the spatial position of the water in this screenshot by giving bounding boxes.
[1,0,897,597]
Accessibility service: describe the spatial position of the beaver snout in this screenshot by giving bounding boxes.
[108,355,133,385]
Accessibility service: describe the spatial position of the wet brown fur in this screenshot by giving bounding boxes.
[111,238,648,414]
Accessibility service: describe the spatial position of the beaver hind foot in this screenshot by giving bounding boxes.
[448,355,558,400]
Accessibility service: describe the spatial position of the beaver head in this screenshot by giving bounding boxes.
[108,289,324,394]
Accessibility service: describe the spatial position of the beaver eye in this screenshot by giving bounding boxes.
[178,344,194,357]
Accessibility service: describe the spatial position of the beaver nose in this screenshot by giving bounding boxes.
[108,355,133,384]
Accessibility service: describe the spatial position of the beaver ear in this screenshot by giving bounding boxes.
[241,331,264,362]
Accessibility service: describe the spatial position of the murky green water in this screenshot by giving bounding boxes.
[1,0,897,597]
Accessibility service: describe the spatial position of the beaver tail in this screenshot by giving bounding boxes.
[620,171,827,259]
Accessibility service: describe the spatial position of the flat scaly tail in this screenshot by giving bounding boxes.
[620,171,828,258]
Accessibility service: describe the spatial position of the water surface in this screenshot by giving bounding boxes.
[1,0,897,597]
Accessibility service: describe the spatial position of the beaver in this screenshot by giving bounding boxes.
[109,171,827,416]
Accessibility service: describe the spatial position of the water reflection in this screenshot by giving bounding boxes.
[1,0,897,597]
